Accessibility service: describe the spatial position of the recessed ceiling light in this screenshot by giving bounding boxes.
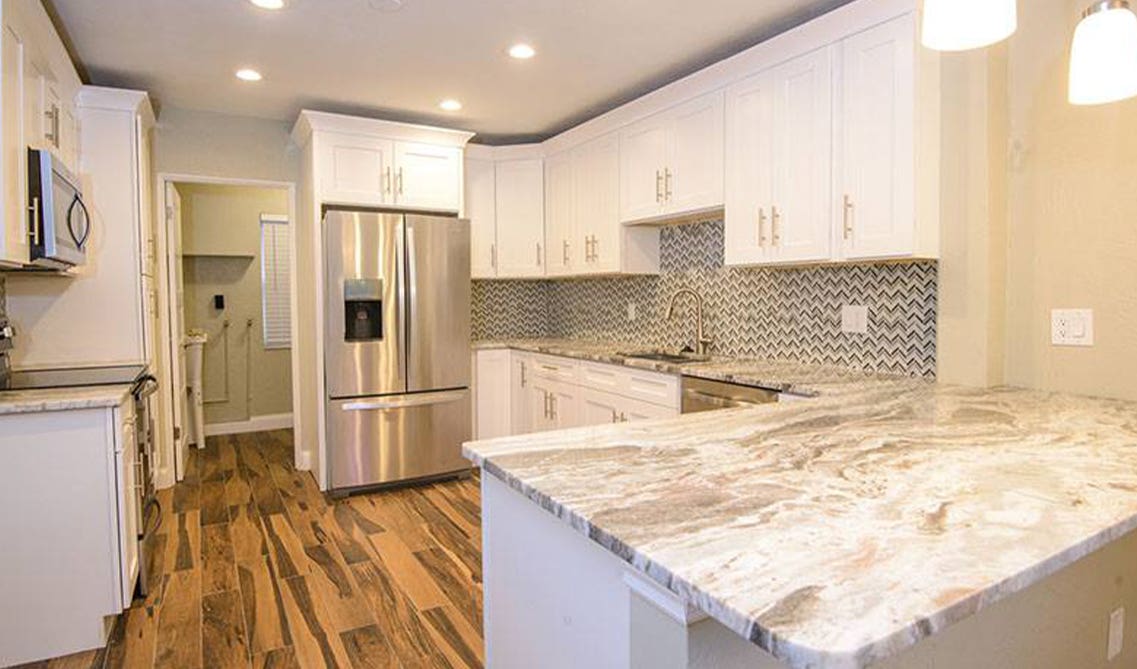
[249,0,285,8]
[508,43,536,60]
[439,99,462,112]
[236,68,263,82]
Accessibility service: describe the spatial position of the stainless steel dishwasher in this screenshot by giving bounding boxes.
[681,376,779,413]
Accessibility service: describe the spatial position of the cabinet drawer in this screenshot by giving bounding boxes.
[530,354,579,384]
[578,359,679,409]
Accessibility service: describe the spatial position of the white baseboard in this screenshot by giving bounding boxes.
[204,413,294,437]
[296,449,313,471]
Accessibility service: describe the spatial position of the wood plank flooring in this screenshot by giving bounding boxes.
[15,429,484,669]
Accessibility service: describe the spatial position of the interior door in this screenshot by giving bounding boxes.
[668,91,725,215]
[619,117,668,223]
[725,70,775,266]
[838,14,915,260]
[771,47,833,264]
[394,142,462,212]
[323,211,406,399]
[405,215,470,393]
[165,183,188,478]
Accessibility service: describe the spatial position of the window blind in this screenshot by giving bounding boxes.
[260,215,291,349]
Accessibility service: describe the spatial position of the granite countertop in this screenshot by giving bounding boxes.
[464,375,1137,669]
[473,338,924,397]
[0,384,134,416]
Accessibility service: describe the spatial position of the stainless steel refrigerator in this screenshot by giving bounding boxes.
[323,209,471,492]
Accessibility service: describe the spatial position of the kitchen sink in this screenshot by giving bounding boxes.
[618,351,711,364]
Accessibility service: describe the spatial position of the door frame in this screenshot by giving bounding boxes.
[155,172,300,488]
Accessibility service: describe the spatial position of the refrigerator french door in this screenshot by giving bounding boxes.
[324,210,471,491]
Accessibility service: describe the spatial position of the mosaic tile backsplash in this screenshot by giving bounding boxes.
[473,220,937,377]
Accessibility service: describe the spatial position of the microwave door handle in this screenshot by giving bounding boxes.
[66,195,82,248]
[75,196,91,249]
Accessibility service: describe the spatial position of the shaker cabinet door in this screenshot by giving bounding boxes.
[394,141,462,212]
[318,132,393,207]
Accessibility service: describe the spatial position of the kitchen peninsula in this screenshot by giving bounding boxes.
[465,362,1137,669]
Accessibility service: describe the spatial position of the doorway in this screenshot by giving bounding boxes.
[159,175,299,484]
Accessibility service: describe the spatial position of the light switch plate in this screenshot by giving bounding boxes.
[627,302,637,322]
[841,305,869,335]
[1108,607,1124,660]
[1051,309,1094,347]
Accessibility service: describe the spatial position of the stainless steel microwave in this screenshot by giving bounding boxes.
[27,148,89,269]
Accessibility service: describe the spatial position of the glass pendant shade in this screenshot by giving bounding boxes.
[922,0,1018,51]
[1069,1,1137,105]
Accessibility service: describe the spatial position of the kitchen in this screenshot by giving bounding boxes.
[1,0,1136,668]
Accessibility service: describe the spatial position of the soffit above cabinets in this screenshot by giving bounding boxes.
[46,0,852,143]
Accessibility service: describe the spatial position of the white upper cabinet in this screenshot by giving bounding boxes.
[494,158,545,278]
[769,47,833,264]
[465,156,498,278]
[668,92,725,216]
[318,132,393,207]
[393,141,462,211]
[836,13,916,261]
[544,151,576,277]
[619,90,724,224]
[725,70,775,266]
[294,111,473,213]
[0,0,82,267]
[726,48,832,266]
[573,134,625,274]
[619,117,670,223]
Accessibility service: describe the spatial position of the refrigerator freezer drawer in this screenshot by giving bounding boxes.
[327,389,472,490]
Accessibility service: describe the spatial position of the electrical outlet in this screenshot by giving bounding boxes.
[627,302,637,322]
[841,305,869,335]
[1109,607,1125,660]
[1051,309,1094,347]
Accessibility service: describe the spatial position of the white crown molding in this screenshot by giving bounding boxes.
[76,86,156,128]
[291,109,475,149]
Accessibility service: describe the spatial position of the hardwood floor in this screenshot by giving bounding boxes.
[15,430,484,669]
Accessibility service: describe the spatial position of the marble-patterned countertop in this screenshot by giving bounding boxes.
[0,384,134,415]
[465,361,1137,668]
[473,338,925,397]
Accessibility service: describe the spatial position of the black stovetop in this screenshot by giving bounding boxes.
[0,363,148,392]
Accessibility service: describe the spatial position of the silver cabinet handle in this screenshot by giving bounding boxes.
[27,197,40,245]
[664,168,673,202]
[520,362,527,388]
[550,395,558,421]
[758,207,768,248]
[843,194,854,240]
[45,105,59,147]
[397,167,405,195]
[562,239,570,266]
[620,412,628,423]
[583,235,591,262]
[384,166,392,194]
[611,409,618,423]
[771,206,781,246]
[342,389,467,411]
[655,170,663,203]
[536,243,543,266]
[491,243,497,269]
[543,391,551,419]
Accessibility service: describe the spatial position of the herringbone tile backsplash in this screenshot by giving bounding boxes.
[473,220,937,377]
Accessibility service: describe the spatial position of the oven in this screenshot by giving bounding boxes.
[27,148,90,270]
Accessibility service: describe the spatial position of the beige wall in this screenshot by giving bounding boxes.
[178,183,292,424]
[1003,0,1137,401]
[154,107,298,183]
[937,0,1137,402]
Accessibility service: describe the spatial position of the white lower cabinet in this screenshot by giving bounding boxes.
[0,396,141,666]
[474,350,680,440]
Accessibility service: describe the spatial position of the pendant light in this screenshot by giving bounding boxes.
[1069,1,1137,105]
[922,0,1018,51]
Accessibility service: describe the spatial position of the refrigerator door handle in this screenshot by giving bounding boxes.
[342,389,469,412]
[396,218,408,384]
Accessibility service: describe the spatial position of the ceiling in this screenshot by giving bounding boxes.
[46,0,851,144]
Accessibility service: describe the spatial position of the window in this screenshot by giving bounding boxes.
[260,214,291,349]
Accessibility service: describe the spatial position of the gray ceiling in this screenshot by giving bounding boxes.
[46,0,851,144]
